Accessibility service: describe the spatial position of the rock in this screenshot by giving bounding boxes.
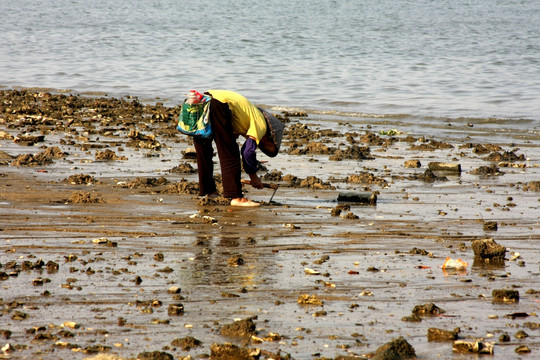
[46,260,59,273]
[505,312,529,319]
[342,212,360,219]
[427,327,460,342]
[62,321,81,329]
[171,336,202,351]
[84,354,127,360]
[299,176,334,189]
[470,143,500,154]
[515,345,531,354]
[162,179,199,195]
[167,303,184,316]
[401,314,422,322]
[11,311,28,321]
[81,344,111,354]
[0,150,14,160]
[170,162,196,174]
[485,150,525,162]
[126,129,160,149]
[524,322,540,330]
[337,192,377,205]
[523,180,540,191]
[92,237,109,244]
[331,204,349,216]
[14,134,45,146]
[306,141,332,155]
[471,238,506,259]
[0,329,12,339]
[136,351,174,360]
[228,254,244,267]
[0,131,14,140]
[95,149,127,161]
[127,177,169,189]
[470,164,503,176]
[1,343,14,352]
[412,303,445,316]
[420,169,447,182]
[198,196,231,206]
[404,159,421,168]
[304,268,321,275]
[346,171,387,187]
[373,337,416,360]
[65,173,98,185]
[329,144,373,161]
[181,147,197,159]
[297,294,324,306]
[483,221,498,231]
[428,161,461,173]
[65,191,105,204]
[12,147,64,166]
[167,286,181,294]
[453,340,494,354]
[210,342,259,360]
[409,247,429,255]
[492,289,519,303]
[220,318,256,338]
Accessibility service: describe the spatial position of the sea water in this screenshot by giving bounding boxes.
[1,0,539,130]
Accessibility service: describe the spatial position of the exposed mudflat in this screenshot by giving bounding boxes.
[0,89,539,360]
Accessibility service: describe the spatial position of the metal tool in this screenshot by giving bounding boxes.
[241,179,279,202]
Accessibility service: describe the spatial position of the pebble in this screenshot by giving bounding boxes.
[167,304,184,316]
[167,286,181,294]
[515,345,531,354]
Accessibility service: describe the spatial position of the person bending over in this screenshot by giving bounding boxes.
[192,89,284,207]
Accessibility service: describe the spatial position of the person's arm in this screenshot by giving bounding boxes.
[241,137,263,189]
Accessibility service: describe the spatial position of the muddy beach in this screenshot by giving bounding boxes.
[0,89,539,360]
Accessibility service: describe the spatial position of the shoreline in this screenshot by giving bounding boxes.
[1,89,539,360]
[3,85,539,134]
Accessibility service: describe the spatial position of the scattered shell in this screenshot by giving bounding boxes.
[304,268,321,275]
[442,257,468,271]
[91,237,109,244]
[62,321,81,329]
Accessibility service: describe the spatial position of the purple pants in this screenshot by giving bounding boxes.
[193,98,243,198]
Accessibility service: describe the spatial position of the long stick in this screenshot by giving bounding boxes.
[240,179,278,189]
[241,179,279,202]
[268,187,278,202]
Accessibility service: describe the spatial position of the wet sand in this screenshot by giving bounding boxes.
[0,89,539,359]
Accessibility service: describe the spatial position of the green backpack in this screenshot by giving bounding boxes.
[177,96,212,138]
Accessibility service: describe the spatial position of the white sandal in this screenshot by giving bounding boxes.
[230,198,260,207]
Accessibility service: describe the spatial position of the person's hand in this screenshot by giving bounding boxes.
[248,173,264,189]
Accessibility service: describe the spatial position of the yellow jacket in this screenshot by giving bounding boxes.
[207,90,267,144]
